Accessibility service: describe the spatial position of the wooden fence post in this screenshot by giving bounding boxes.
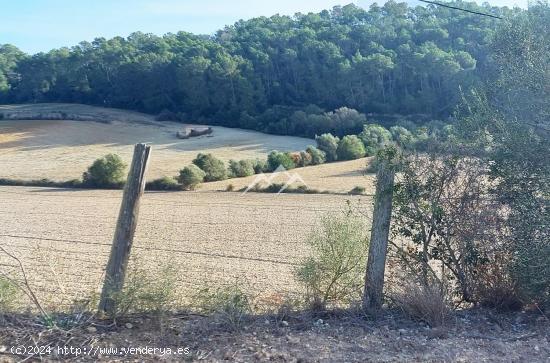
[363,160,395,313]
[98,143,151,315]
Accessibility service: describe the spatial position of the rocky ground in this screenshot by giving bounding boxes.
[0,308,548,362]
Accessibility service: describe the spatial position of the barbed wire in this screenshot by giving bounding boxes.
[0,185,371,308]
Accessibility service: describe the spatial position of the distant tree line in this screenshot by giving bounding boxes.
[0,1,519,137]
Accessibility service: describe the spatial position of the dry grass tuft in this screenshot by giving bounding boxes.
[392,283,451,327]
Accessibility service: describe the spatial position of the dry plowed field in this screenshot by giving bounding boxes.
[0,186,372,309]
[0,103,312,181]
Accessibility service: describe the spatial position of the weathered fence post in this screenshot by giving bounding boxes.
[99,143,151,315]
[363,159,395,313]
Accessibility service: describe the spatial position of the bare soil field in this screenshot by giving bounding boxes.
[0,186,371,310]
[0,104,312,181]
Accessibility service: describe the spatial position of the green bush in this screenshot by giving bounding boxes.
[0,276,19,314]
[336,135,366,160]
[195,284,252,330]
[315,133,339,162]
[267,151,296,171]
[305,146,326,165]
[192,153,227,182]
[298,151,312,167]
[252,159,268,174]
[390,126,416,147]
[146,176,181,191]
[358,124,392,156]
[177,165,206,190]
[82,154,126,188]
[295,209,369,309]
[228,159,255,178]
[106,264,177,319]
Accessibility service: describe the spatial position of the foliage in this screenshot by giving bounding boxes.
[305,146,326,165]
[145,176,181,191]
[0,178,82,188]
[472,255,523,312]
[194,284,252,330]
[82,154,126,188]
[267,151,295,171]
[358,123,393,156]
[177,165,205,190]
[296,208,369,309]
[390,125,415,148]
[453,3,550,307]
[0,276,19,314]
[336,135,366,160]
[315,133,340,162]
[0,3,511,135]
[107,264,177,319]
[192,153,227,182]
[252,158,268,174]
[392,151,502,303]
[228,159,255,178]
[298,151,312,167]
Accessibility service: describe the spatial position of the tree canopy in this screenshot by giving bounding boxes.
[0,1,519,136]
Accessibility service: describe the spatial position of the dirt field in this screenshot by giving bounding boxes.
[0,186,372,310]
[0,105,312,181]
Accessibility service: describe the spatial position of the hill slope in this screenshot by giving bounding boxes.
[0,104,312,180]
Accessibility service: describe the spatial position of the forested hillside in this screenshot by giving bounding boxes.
[0,1,518,136]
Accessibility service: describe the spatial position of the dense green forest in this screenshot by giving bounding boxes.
[0,1,521,136]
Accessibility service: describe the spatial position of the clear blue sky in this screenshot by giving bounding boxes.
[0,0,528,54]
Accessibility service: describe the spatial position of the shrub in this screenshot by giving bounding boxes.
[329,107,367,136]
[392,153,503,303]
[337,135,366,160]
[228,159,255,178]
[473,256,523,312]
[0,178,82,188]
[305,146,326,165]
[390,126,416,147]
[295,209,369,309]
[315,133,339,162]
[82,154,126,188]
[146,176,181,191]
[0,276,19,315]
[192,153,227,182]
[392,282,451,327]
[358,124,392,156]
[252,159,268,174]
[253,183,320,194]
[299,151,312,167]
[289,152,303,167]
[107,264,177,319]
[267,151,295,171]
[195,284,252,330]
[177,165,205,190]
